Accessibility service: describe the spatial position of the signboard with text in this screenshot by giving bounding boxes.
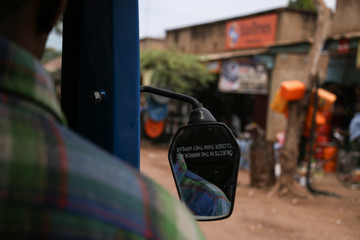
[218,60,268,94]
[225,14,278,50]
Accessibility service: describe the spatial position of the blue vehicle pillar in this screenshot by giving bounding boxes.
[61,0,140,169]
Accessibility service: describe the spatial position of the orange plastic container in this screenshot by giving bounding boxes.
[280,80,306,100]
[315,112,326,125]
[270,89,288,114]
[323,160,336,172]
[317,88,337,103]
[317,88,337,111]
[323,146,337,160]
[317,124,331,134]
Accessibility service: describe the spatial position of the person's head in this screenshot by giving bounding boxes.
[322,81,339,94]
[0,0,67,59]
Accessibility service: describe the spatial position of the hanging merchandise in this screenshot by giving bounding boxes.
[270,89,288,115]
[145,118,165,139]
[303,87,338,173]
[303,88,337,137]
[147,95,169,121]
[303,106,327,137]
[323,145,338,172]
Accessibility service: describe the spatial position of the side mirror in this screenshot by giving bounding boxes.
[168,122,240,221]
[140,86,240,221]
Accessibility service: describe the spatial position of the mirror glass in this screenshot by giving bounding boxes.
[168,122,240,220]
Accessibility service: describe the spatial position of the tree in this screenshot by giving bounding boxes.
[140,49,215,95]
[269,0,331,198]
[42,48,62,63]
[42,18,63,63]
[288,0,316,10]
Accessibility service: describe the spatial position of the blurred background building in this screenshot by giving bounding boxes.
[139,1,360,142]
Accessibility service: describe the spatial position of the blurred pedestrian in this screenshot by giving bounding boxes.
[349,103,360,150]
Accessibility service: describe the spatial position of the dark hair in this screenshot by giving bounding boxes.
[0,1,28,22]
[356,102,360,112]
[321,80,339,88]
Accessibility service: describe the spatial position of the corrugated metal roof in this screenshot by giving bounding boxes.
[166,7,317,33]
[329,31,360,40]
[199,48,269,61]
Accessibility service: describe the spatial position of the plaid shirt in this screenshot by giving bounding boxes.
[174,155,231,216]
[0,37,205,240]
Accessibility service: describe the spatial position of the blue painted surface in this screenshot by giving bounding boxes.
[112,0,140,169]
[76,0,114,155]
[62,0,140,169]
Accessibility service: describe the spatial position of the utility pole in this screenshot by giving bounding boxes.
[269,0,332,197]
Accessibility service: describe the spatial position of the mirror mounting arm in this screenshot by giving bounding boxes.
[140,85,216,124]
[140,85,201,108]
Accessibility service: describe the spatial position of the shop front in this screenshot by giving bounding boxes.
[165,7,319,139]
[198,13,279,135]
[324,37,360,133]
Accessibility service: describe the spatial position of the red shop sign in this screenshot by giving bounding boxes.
[338,38,349,53]
[225,14,278,50]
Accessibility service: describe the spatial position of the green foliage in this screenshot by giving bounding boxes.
[140,49,215,95]
[42,48,62,63]
[288,0,316,10]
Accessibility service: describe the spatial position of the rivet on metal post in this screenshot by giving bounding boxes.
[89,89,106,104]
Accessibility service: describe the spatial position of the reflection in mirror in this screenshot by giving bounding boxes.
[169,123,240,221]
[173,153,231,217]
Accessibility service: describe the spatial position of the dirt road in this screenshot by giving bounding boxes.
[140,143,360,240]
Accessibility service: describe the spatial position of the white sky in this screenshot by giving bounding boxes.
[139,0,336,38]
[46,0,337,50]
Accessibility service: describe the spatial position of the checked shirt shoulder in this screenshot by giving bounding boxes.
[0,37,205,240]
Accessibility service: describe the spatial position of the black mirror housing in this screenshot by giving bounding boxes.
[140,86,240,221]
[168,122,240,221]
